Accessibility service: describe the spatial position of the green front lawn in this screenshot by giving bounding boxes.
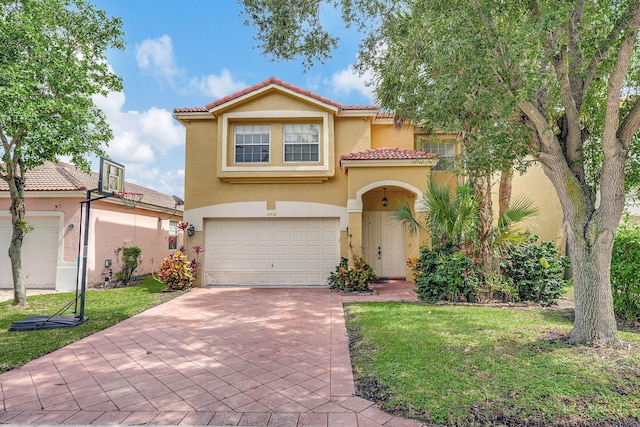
[346,302,640,426]
[0,276,184,373]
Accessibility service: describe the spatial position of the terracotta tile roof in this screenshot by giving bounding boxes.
[174,76,379,114]
[0,161,181,211]
[340,147,438,161]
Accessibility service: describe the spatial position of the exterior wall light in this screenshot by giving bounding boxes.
[187,224,195,237]
[382,187,388,207]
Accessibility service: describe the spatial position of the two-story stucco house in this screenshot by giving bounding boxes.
[174,77,562,287]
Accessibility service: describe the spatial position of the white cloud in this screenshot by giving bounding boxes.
[136,35,184,83]
[93,91,186,196]
[329,66,376,104]
[124,164,185,198]
[135,36,245,101]
[188,69,246,99]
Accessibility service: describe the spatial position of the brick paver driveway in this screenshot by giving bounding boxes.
[0,284,421,426]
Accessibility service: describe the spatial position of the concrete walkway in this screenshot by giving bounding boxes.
[0,282,422,426]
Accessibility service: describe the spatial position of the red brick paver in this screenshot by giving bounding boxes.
[0,282,422,426]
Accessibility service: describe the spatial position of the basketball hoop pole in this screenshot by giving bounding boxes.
[77,188,112,322]
[8,158,126,331]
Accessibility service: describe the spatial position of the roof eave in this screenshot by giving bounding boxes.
[340,158,439,171]
[337,109,379,118]
[209,83,341,115]
[173,111,215,124]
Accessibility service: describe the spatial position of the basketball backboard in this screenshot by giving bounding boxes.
[98,157,125,195]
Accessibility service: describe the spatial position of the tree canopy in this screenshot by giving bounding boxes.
[241,0,640,346]
[0,0,124,304]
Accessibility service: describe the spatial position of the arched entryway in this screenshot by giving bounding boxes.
[360,184,420,279]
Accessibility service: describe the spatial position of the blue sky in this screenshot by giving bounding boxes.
[87,0,375,198]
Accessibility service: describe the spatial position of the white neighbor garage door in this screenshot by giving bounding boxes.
[0,216,59,289]
[204,218,339,286]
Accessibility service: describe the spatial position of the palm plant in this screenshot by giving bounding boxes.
[493,194,539,250]
[395,179,537,254]
[486,194,539,274]
[394,180,478,246]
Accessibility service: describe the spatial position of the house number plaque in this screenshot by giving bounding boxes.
[267,210,277,217]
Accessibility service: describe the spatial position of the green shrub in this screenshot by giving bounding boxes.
[481,273,517,303]
[114,246,141,286]
[414,242,479,303]
[611,215,640,322]
[328,256,378,292]
[501,237,568,306]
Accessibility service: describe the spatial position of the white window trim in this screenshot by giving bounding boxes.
[234,124,271,164]
[221,110,330,172]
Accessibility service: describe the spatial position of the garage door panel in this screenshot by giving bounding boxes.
[306,231,321,241]
[272,259,289,269]
[306,259,322,270]
[273,231,288,241]
[257,245,272,256]
[290,244,305,254]
[323,259,337,269]
[256,259,272,269]
[289,273,305,284]
[0,216,58,289]
[290,259,304,270]
[324,246,337,256]
[305,272,324,283]
[273,245,288,256]
[204,217,339,286]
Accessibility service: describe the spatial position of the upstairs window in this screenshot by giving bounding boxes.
[283,124,320,162]
[417,137,455,171]
[235,125,270,163]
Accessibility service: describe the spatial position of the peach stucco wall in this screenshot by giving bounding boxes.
[0,193,182,291]
[180,86,566,285]
[500,161,564,244]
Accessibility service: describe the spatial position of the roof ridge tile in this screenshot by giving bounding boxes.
[176,76,379,113]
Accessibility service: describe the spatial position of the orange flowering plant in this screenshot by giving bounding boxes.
[155,250,194,290]
[406,256,420,282]
[328,256,378,292]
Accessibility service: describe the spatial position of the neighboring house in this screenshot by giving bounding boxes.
[0,161,183,292]
[174,76,563,287]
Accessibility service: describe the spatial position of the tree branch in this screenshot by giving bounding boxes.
[567,0,585,108]
[582,1,640,98]
[602,4,640,150]
[618,97,640,146]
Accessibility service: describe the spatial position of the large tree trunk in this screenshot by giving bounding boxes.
[518,93,625,346]
[8,174,27,306]
[542,150,622,346]
[566,225,619,345]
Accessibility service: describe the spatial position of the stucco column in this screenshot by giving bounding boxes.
[347,211,363,262]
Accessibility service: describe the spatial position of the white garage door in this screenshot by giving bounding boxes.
[0,216,59,289]
[204,218,339,286]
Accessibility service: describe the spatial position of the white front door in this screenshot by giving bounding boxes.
[363,211,406,278]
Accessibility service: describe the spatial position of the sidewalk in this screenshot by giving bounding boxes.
[0,282,422,426]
